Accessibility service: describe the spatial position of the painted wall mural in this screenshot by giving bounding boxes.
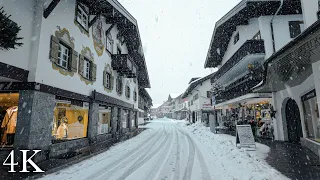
[92,18,105,57]
[51,27,76,77]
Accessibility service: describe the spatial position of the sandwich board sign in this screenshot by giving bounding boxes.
[236,125,256,149]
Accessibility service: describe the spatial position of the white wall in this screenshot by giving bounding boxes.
[221,18,260,66]
[258,15,304,59]
[32,0,138,106]
[186,78,212,112]
[0,0,35,70]
[273,75,315,141]
[301,0,319,28]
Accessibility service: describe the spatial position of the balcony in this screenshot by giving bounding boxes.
[212,40,265,84]
[111,54,137,78]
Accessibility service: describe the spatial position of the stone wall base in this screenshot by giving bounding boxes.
[301,138,320,158]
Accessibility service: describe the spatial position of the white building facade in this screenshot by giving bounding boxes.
[0,0,151,162]
[182,74,215,125]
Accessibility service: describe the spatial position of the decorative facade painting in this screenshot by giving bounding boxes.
[51,27,77,77]
[92,18,105,56]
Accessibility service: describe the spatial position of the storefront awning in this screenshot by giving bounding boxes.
[214,93,271,109]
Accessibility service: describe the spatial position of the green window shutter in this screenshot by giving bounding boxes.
[70,50,78,72]
[103,70,106,88]
[110,75,114,90]
[50,35,59,64]
[91,63,97,81]
[78,55,85,76]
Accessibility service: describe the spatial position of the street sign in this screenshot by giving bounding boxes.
[236,125,256,149]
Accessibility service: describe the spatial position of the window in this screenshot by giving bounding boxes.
[58,43,70,69]
[106,33,113,53]
[191,100,194,105]
[117,46,122,54]
[289,21,304,38]
[207,91,213,98]
[52,99,89,142]
[134,91,137,102]
[252,31,261,40]
[116,76,123,95]
[98,106,112,134]
[83,58,91,79]
[105,73,111,89]
[125,86,130,99]
[302,90,320,143]
[76,4,89,30]
[234,32,239,44]
[193,94,199,100]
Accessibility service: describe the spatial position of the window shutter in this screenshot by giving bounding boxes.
[78,55,85,76]
[70,50,78,72]
[50,35,59,64]
[91,63,97,81]
[103,70,106,88]
[110,75,114,90]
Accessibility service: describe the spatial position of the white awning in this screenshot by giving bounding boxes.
[214,93,272,108]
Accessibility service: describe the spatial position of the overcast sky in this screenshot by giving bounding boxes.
[118,0,241,107]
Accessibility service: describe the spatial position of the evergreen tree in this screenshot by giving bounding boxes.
[0,7,23,50]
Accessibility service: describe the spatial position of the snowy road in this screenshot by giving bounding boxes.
[38,119,288,180]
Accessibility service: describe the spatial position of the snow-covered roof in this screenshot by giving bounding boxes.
[181,72,215,99]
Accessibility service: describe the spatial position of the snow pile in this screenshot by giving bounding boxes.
[173,120,288,180]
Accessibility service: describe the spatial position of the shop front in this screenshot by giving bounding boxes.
[301,90,320,143]
[0,93,19,148]
[214,93,272,137]
[52,98,89,143]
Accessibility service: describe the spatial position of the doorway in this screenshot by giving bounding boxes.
[285,98,303,143]
[192,112,195,123]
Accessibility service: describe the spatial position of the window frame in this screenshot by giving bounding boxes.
[57,42,70,70]
[234,32,240,44]
[289,21,304,38]
[76,4,89,32]
[106,33,114,54]
[83,57,91,80]
[125,86,131,99]
[116,76,123,95]
[105,72,111,89]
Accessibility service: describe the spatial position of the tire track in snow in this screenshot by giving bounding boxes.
[180,128,195,180]
[176,125,211,180]
[88,125,166,180]
[143,124,176,180]
[173,126,181,180]
[114,123,173,180]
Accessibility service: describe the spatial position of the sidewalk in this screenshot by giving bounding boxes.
[0,128,145,180]
[256,138,320,180]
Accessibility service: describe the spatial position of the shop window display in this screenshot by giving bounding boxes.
[0,93,19,146]
[122,110,128,128]
[98,106,112,134]
[302,90,320,143]
[52,100,89,142]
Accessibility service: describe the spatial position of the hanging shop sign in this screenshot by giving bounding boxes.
[202,103,214,110]
[92,18,105,56]
[236,125,256,149]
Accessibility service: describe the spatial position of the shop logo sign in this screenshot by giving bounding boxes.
[3,150,44,173]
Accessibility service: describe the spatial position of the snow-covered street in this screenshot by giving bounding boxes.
[38,119,287,180]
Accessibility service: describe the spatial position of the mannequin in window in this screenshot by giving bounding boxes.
[1,106,18,145]
[57,117,68,139]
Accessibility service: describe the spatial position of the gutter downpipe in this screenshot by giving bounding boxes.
[270,0,284,53]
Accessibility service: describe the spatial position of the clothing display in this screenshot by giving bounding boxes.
[1,106,18,145]
[68,121,84,138]
[56,122,68,139]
